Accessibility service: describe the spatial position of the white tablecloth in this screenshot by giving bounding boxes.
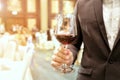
[0,57,33,80]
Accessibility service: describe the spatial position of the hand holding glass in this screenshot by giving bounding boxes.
[54,14,77,73]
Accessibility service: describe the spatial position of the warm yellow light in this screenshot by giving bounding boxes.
[0,3,2,11]
[7,0,21,12]
[11,11,18,15]
[63,1,74,14]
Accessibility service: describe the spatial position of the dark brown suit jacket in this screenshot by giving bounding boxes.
[68,0,120,80]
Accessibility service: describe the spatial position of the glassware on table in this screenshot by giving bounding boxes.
[54,13,77,73]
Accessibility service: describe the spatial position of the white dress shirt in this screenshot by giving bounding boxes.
[103,0,120,50]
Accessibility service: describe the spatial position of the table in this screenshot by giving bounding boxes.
[30,49,79,80]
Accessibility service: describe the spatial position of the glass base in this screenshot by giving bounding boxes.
[58,64,74,73]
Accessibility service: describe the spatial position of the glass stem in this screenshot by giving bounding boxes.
[64,44,67,49]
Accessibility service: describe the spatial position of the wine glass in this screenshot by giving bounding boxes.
[54,13,77,73]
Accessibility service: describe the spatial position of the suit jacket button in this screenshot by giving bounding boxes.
[108,60,113,64]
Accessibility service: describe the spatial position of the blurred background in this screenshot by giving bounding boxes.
[0,0,83,80]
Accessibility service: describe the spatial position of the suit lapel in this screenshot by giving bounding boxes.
[93,0,110,49]
[113,20,120,50]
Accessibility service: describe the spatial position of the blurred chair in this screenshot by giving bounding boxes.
[22,46,34,80]
[37,32,55,50]
[3,40,17,60]
[0,35,9,58]
[0,37,34,80]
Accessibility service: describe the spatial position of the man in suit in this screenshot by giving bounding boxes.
[51,0,120,80]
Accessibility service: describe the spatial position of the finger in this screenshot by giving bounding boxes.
[60,47,70,55]
[54,46,69,55]
[67,50,73,58]
[53,47,72,61]
[53,48,65,59]
[58,50,72,60]
[55,52,68,61]
[64,51,74,65]
[52,55,65,63]
[51,61,61,69]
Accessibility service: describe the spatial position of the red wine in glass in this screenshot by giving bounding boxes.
[55,34,76,45]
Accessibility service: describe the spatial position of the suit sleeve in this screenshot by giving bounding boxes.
[67,0,83,65]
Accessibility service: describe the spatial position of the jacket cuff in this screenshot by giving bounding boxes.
[67,44,79,65]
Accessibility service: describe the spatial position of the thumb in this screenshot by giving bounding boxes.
[64,49,70,55]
